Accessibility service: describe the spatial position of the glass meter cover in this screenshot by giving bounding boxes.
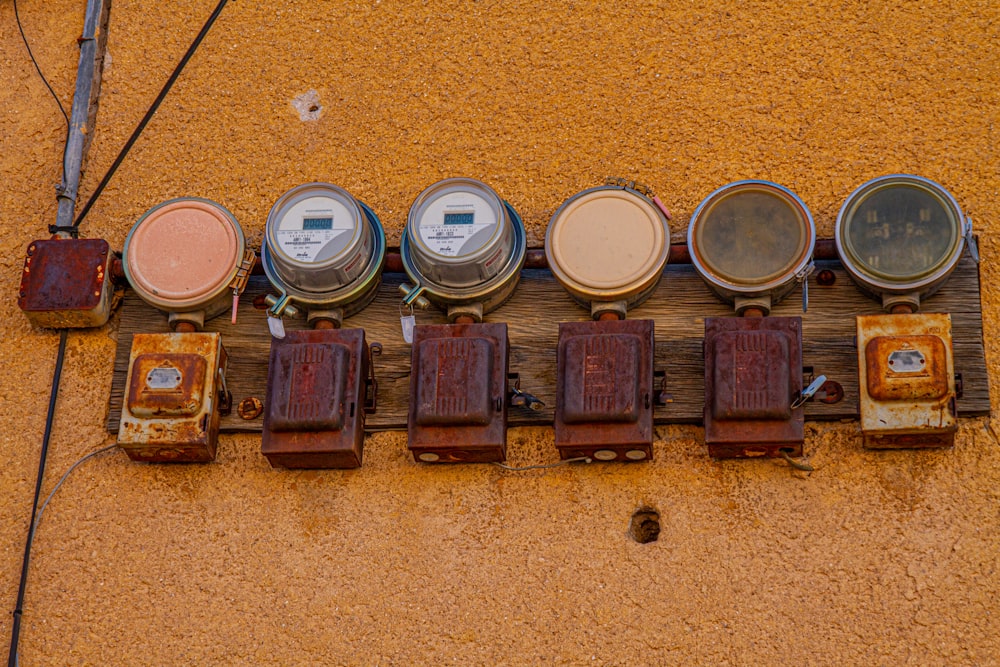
[688,180,815,307]
[835,175,967,303]
[545,186,670,312]
[124,197,246,318]
[262,183,385,316]
[401,177,526,315]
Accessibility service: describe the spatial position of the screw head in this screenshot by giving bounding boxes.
[237,396,264,420]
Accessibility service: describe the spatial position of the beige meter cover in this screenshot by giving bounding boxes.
[124,198,246,314]
[546,187,670,306]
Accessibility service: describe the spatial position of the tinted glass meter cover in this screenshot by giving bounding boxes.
[688,180,815,312]
[401,177,526,318]
[123,197,247,322]
[835,175,969,308]
[545,186,670,316]
[262,183,385,318]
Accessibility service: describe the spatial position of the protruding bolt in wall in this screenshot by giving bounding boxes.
[237,397,264,420]
[629,507,661,544]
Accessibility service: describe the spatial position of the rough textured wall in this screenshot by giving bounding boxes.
[3,0,1000,664]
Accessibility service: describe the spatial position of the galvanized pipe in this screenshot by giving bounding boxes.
[53,0,110,237]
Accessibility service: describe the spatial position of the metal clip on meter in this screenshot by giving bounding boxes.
[401,178,527,463]
[689,181,817,460]
[118,198,251,462]
[259,183,384,468]
[545,181,672,463]
[836,175,967,448]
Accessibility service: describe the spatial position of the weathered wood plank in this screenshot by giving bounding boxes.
[107,254,989,434]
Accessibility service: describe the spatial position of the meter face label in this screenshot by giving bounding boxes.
[887,348,926,373]
[276,195,357,263]
[146,366,182,390]
[417,192,498,257]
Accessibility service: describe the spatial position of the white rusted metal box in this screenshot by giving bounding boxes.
[857,313,956,448]
[118,332,229,462]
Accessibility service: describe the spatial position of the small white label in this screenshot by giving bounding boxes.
[146,366,182,390]
[267,315,286,339]
[401,315,416,344]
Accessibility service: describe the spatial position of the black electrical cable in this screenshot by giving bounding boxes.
[13,0,73,201]
[72,0,231,228]
[13,0,69,127]
[8,329,68,667]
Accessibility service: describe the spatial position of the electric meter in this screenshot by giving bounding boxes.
[545,181,669,463]
[689,180,815,315]
[835,175,973,312]
[262,183,386,327]
[124,197,252,330]
[400,177,526,321]
[546,184,671,319]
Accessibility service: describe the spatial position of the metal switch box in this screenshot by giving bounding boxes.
[555,319,654,462]
[262,328,372,468]
[704,317,804,458]
[118,332,228,462]
[408,322,509,463]
[18,238,114,328]
[857,313,956,448]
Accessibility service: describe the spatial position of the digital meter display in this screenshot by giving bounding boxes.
[694,190,808,285]
[302,217,334,231]
[444,212,474,226]
[843,185,957,279]
[274,196,357,264]
[415,192,498,258]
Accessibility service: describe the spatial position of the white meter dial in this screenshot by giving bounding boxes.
[414,191,499,258]
[273,195,358,264]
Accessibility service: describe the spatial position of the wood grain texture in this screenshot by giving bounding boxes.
[107,254,988,433]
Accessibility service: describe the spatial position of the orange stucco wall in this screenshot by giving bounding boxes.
[3,1,1000,663]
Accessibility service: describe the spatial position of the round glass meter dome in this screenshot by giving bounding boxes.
[401,177,526,318]
[688,180,815,312]
[835,175,966,307]
[261,183,385,319]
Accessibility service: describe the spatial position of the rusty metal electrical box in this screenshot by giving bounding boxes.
[118,332,229,462]
[407,322,509,463]
[18,238,114,328]
[857,313,957,448]
[704,317,804,458]
[554,319,654,462]
[262,328,374,468]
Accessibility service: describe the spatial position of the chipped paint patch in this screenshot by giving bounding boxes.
[291,90,322,121]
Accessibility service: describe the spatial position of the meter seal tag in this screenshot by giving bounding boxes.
[266,292,292,339]
[791,374,827,409]
[964,216,980,263]
[795,261,816,312]
[227,249,257,324]
[399,302,416,344]
[267,314,286,339]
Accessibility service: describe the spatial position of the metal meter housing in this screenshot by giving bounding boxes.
[118,332,229,462]
[262,328,376,468]
[123,197,248,329]
[401,178,526,320]
[546,185,671,318]
[856,313,957,448]
[835,175,968,311]
[262,183,386,320]
[407,322,510,463]
[689,180,815,315]
[703,317,805,459]
[554,320,655,462]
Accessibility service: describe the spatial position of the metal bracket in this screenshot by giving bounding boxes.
[364,342,382,414]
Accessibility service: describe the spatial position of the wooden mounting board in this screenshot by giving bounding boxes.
[107,255,989,434]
